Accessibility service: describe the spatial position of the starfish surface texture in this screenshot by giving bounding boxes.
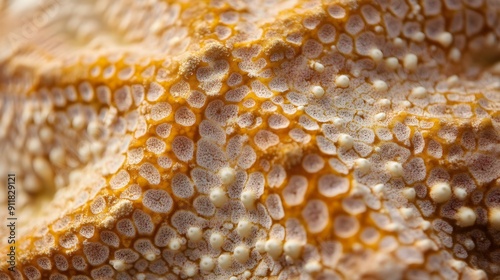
[1,0,500,279]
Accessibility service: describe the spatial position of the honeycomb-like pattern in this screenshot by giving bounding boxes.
[1,0,500,279]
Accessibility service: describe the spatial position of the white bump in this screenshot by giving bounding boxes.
[455,207,476,227]
[145,253,156,261]
[110,260,127,271]
[412,32,425,42]
[374,112,386,121]
[27,138,42,154]
[168,238,182,251]
[354,158,371,173]
[283,240,303,259]
[449,48,461,62]
[385,161,403,177]
[337,133,354,149]
[415,239,434,250]
[72,115,86,130]
[87,121,101,139]
[39,127,54,143]
[335,75,350,88]
[187,227,203,242]
[255,240,266,253]
[437,32,453,47]
[454,187,467,200]
[237,220,252,238]
[377,98,391,107]
[332,117,344,126]
[265,239,283,259]
[430,182,452,203]
[240,190,256,210]
[485,33,496,46]
[33,157,53,182]
[233,245,250,263]
[403,53,418,71]
[369,49,383,62]
[218,167,236,185]
[420,221,431,230]
[210,188,228,207]
[411,86,427,98]
[403,188,416,201]
[400,207,414,219]
[449,260,466,271]
[183,264,198,277]
[218,253,232,269]
[311,85,325,98]
[385,57,399,70]
[304,261,322,273]
[209,232,225,249]
[313,62,325,72]
[466,269,487,280]
[385,223,400,232]
[200,256,215,272]
[447,75,459,86]
[49,147,66,166]
[373,183,385,193]
[373,80,388,92]
[393,37,404,47]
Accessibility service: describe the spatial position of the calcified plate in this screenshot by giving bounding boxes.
[1,0,500,279]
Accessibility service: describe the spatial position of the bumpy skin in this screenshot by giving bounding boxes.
[1,0,500,279]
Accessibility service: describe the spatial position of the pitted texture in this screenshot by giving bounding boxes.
[1,0,500,279]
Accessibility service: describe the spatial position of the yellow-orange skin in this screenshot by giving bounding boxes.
[0,0,500,279]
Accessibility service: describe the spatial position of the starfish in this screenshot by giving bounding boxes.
[1,0,500,279]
